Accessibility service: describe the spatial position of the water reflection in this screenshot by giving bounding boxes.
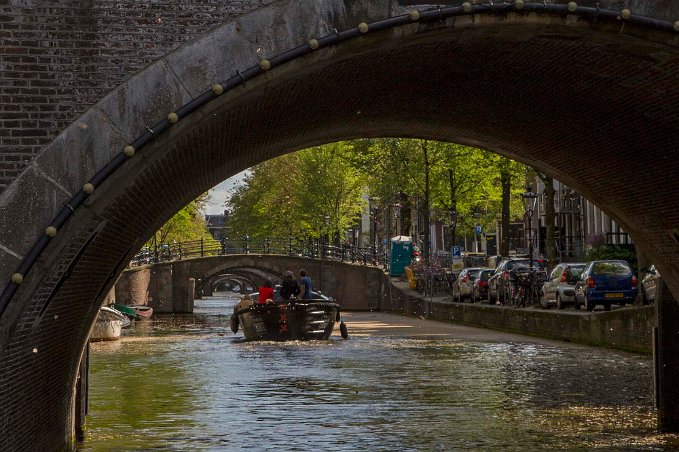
[80,294,679,451]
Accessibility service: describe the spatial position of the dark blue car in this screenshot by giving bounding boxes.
[574,260,638,311]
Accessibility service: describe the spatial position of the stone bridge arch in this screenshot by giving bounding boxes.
[143,254,382,308]
[0,1,678,448]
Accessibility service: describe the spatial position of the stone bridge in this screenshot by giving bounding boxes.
[1,1,679,449]
[115,254,383,312]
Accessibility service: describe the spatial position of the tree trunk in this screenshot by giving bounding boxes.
[422,140,431,264]
[543,176,557,267]
[500,165,511,257]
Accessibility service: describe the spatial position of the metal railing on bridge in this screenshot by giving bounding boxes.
[130,237,388,268]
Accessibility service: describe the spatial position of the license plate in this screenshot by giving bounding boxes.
[605,293,624,298]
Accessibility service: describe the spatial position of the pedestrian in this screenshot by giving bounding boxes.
[257,279,275,304]
[280,271,301,300]
[298,269,313,300]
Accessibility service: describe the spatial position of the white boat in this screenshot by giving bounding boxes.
[90,306,130,342]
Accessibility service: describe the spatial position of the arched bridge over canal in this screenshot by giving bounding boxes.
[117,253,384,313]
[1,1,679,448]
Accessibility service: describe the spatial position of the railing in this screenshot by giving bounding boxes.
[130,237,388,268]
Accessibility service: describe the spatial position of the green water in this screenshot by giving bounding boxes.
[79,295,679,451]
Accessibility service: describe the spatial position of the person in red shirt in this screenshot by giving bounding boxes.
[257,280,275,304]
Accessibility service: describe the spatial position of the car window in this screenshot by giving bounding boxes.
[505,260,529,270]
[480,270,493,279]
[591,262,632,276]
[468,269,481,279]
[566,265,586,281]
[549,266,562,280]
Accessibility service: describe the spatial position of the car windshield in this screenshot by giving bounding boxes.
[567,265,586,279]
[479,270,493,280]
[505,260,545,271]
[591,262,632,276]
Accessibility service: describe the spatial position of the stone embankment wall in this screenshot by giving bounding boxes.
[382,276,654,354]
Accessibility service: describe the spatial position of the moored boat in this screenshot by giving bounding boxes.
[112,303,153,320]
[132,305,153,320]
[231,299,342,341]
[90,306,130,342]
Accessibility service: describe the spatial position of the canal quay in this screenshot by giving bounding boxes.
[79,291,679,451]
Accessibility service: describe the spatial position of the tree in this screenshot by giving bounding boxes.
[226,143,367,242]
[146,194,212,247]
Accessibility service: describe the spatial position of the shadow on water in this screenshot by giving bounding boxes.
[78,293,679,451]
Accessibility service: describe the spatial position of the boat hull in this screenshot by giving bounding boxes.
[90,318,122,341]
[234,301,339,341]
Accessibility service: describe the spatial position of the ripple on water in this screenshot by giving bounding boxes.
[80,295,678,451]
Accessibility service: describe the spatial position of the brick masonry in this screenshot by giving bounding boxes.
[0,0,270,191]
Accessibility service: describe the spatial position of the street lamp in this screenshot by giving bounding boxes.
[522,186,539,268]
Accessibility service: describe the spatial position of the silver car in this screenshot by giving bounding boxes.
[539,263,587,309]
[452,267,484,302]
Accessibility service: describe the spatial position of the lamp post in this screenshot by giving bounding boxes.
[522,186,539,268]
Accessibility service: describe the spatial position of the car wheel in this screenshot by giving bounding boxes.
[556,293,564,310]
[585,295,595,312]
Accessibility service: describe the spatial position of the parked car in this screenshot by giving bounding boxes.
[470,268,494,303]
[640,265,660,305]
[573,260,638,311]
[452,268,483,302]
[539,262,587,309]
[488,258,547,304]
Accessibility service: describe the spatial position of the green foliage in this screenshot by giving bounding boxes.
[226,138,532,245]
[227,143,366,240]
[147,196,212,246]
[585,245,638,271]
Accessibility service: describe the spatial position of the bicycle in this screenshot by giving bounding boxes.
[509,267,546,308]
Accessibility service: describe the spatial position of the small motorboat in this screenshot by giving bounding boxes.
[90,306,130,342]
[230,296,346,341]
[112,303,153,320]
[132,305,153,320]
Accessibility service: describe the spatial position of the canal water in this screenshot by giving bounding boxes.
[79,294,678,451]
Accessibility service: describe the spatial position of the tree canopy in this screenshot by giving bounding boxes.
[225,139,530,249]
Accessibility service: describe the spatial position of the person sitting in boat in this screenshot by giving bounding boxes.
[279,271,301,301]
[257,280,275,304]
[298,269,313,300]
[235,293,254,311]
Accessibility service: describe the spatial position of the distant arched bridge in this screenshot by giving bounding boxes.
[117,253,385,312]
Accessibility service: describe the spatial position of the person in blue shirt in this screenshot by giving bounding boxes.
[299,269,312,300]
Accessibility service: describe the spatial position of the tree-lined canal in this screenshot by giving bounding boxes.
[79,294,677,450]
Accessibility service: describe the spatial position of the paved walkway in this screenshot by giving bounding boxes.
[338,310,573,346]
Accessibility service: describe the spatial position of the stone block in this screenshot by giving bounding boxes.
[96,62,193,143]
[0,165,68,259]
[165,21,259,98]
[35,108,127,196]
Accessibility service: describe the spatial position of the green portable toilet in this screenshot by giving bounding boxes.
[390,236,413,276]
